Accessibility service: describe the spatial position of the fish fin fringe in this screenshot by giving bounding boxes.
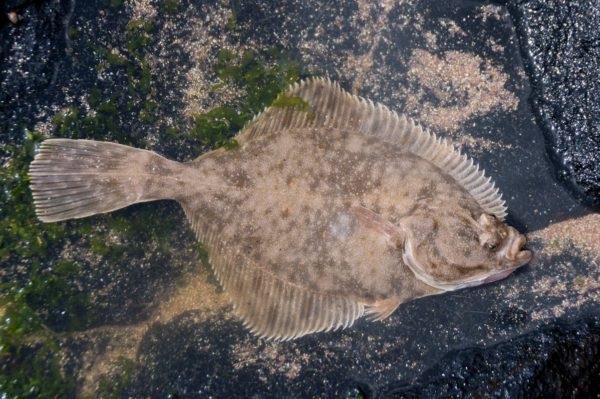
[183,206,365,341]
[238,77,508,220]
[29,139,176,222]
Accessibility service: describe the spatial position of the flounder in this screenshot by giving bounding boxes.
[29,78,532,340]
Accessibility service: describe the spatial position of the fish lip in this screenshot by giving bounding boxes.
[501,230,532,267]
[514,248,532,267]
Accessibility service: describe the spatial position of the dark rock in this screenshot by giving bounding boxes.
[505,0,600,207]
[379,319,600,398]
[122,287,600,398]
[0,0,69,139]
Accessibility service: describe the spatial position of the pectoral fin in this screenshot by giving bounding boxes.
[350,205,405,248]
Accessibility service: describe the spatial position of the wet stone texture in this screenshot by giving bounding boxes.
[1,0,599,398]
[505,0,600,208]
[1,0,71,137]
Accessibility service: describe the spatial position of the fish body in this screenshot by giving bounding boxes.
[29,78,531,340]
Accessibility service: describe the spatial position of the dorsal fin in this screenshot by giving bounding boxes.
[182,206,365,341]
[237,77,508,220]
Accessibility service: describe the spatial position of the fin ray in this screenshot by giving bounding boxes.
[237,78,508,220]
[365,296,402,321]
[182,206,365,341]
[29,139,184,222]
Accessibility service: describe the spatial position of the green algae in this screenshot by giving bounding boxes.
[126,20,154,58]
[160,0,180,14]
[0,134,81,398]
[0,138,68,397]
[67,26,79,39]
[225,0,240,31]
[0,319,74,398]
[197,243,210,267]
[52,101,124,143]
[272,94,312,113]
[213,48,302,115]
[105,51,128,67]
[92,357,135,399]
[88,206,176,263]
[188,48,308,150]
[22,262,94,330]
[189,106,246,148]
[165,126,181,136]
[0,131,66,263]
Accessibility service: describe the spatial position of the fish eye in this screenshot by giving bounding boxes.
[484,241,498,251]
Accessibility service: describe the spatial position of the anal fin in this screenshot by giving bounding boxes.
[182,206,366,341]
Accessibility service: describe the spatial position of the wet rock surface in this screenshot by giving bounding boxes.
[505,0,600,207]
[379,318,600,398]
[1,0,599,398]
[0,0,70,138]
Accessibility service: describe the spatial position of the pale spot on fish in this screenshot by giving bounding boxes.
[329,212,356,241]
[346,134,365,153]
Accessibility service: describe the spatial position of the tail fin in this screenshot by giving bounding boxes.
[29,139,182,222]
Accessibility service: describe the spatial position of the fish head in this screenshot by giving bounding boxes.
[401,211,532,291]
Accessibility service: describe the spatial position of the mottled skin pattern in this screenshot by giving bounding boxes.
[177,126,485,304]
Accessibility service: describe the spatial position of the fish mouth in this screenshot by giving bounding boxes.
[470,230,531,287]
[499,228,532,268]
[455,233,532,289]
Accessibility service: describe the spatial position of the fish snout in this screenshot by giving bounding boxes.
[502,227,532,267]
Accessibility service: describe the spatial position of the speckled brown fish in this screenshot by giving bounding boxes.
[29,78,532,340]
